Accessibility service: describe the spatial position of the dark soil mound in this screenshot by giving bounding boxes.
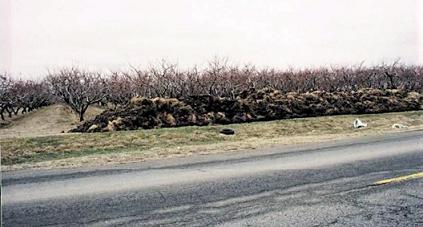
[70,88,423,133]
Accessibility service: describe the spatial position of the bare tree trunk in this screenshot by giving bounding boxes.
[79,111,84,122]
[14,107,20,115]
[79,105,88,122]
[7,109,12,118]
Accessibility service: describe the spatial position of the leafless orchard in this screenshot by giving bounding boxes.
[0,73,51,121]
[1,60,422,122]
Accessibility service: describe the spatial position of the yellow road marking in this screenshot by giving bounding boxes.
[373,172,423,185]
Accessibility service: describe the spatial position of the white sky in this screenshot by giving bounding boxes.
[0,0,422,79]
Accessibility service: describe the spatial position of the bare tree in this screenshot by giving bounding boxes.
[148,60,179,98]
[0,74,51,121]
[19,80,51,114]
[47,68,107,121]
[199,57,228,96]
[104,71,135,108]
[0,73,12,120]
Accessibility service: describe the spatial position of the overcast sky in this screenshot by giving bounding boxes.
[0,0,422,79]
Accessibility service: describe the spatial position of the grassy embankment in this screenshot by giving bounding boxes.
[0,104,104,138]
[1,107,422,171]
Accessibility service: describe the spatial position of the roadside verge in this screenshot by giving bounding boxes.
[1,110,422,171]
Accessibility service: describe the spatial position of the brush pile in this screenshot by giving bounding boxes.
[70,88,423,132]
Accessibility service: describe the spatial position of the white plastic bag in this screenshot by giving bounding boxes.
[353,119,367,128]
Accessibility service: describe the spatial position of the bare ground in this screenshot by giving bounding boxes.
[0,104,104,139]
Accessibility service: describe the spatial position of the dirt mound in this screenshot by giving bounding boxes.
[70,88,423,133]
[0,104,105,138]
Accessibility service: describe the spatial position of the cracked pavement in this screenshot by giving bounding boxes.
[2,131,423,226]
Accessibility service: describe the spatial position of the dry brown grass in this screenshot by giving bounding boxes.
[1,110,422,171]
[0,104,104,139]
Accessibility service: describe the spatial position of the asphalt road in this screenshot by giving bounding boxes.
[2,131,423,226]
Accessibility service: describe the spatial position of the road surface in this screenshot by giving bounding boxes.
[2,131,423,226]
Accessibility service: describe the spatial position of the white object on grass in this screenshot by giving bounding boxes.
[353,119,367,128]
[392,123,408,129]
